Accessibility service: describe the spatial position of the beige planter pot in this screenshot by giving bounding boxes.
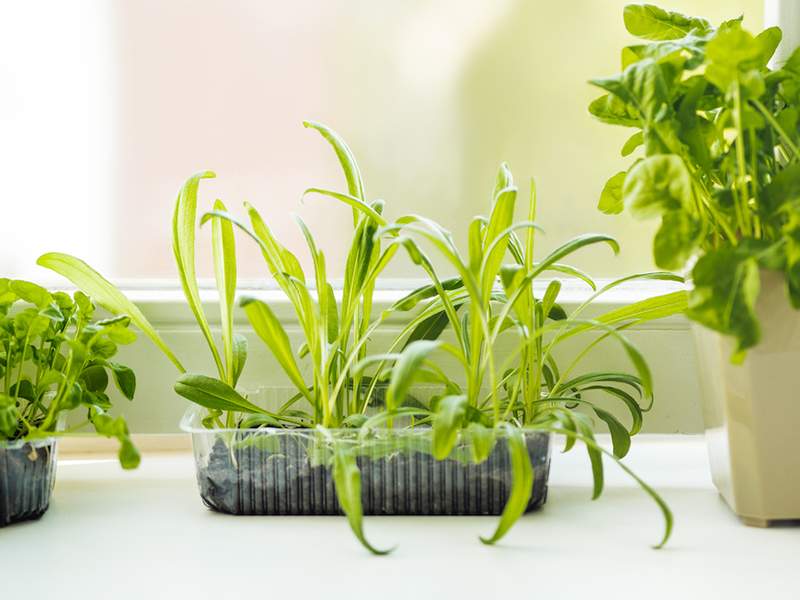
[693,270,800,526]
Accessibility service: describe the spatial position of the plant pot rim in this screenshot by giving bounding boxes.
[179,405,550,437]
[0,436,58,451]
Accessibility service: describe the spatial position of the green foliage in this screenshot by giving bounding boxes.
[37,121,681,554]
[590,4,800,357]
[0,281,139,468]
[356,161,684,549]
[37,254,183,372]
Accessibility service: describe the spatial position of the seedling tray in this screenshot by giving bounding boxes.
[0,438,57,527]
[182,407,551,516]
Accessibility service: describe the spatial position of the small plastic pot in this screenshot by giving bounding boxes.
[0,437,58,527]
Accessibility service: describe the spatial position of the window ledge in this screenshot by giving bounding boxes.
[4,435,793,598]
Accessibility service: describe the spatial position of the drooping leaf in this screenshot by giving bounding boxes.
[688,248,761,361]
[653,210,702,270]
[89,407,140,469]
[36,253,185,372]
[332,442,392,555]
[480,426,533,545]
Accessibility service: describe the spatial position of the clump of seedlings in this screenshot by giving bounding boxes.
[0,278,140,467]
[40,121,686,553]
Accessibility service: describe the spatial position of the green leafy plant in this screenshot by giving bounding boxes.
[0,278,140,468]
[39,121,685,555]
[590,3,800,360]
[171,121,397,430]
[352,163,685,548]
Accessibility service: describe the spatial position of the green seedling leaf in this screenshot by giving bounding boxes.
[623,4,710,41]
[432,395,468,459]
[303,121,365,200]
[240,298,309,398]
[599,172,627,214]
[174,374,268,415]
[466,422,495,463]
[534,234,619,276]
[653,210,702,270]
[0,394,19,437]
[89,407,140,469]
[332,441,392,555]
[211,198,238,386]
[402,311,452,349]
[623,154,694,219]
[621,131,644,156]
[231,333,248,387]
[36,253,184,373]
[107,361,136,400]
[588,94,640,127]
[480,426,533,545]
[593,407,632,458]
[81,364,109,393]
[172,171,223,378]
[549,423,673,549]
[386,340,441,412]
[10,280,52,308]
[688,248,760,361]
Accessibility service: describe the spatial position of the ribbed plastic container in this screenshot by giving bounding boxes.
[0,437,58,527]
[181,405,551,516]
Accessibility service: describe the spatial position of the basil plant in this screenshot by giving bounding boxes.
[590,3,800,361]
[0,278,140,468]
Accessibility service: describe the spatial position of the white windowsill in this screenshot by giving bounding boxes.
[2,436,795,599]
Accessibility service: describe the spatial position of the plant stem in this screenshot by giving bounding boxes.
[732,82,752,237]
[751,98,800,161]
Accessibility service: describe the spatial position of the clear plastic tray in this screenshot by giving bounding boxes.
[0,437,58,527]
[181,404,551,516]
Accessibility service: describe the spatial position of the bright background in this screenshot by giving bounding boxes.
[0,0,763,284]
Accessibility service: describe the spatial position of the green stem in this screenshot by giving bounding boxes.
[732,82,751,237]
[751,98,800,160]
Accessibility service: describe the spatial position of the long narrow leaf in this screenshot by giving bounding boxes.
[480,426,534,544]
[172,171,224,377]
[432,395,468,459]
[36,253,184,372]
[212,199,237,384]
[332,441,392,555]
[175,374,269,415]
[241,298,310,400]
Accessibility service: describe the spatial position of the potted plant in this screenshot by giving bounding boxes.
[40,122,684,552]
[588,3,800,525]
[0,278,140,526]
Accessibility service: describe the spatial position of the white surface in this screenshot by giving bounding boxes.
[2,436,798,599]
